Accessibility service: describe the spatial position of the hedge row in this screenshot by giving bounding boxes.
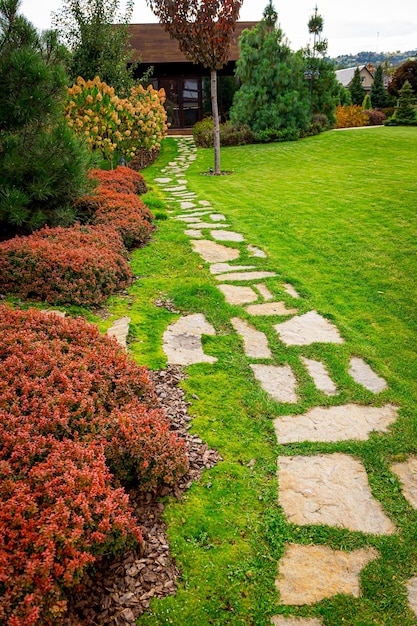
[0,306,189,625]
[0,167,154,306]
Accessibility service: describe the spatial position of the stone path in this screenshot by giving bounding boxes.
[150,137,416,623]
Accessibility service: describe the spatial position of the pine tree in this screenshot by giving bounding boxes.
[370,65,391,109]
[230,2,310,136]
[349,67,366,105]
[392,80,417,124]
[0,0,93,235]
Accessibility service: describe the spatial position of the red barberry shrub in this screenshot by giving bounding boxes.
[89,166,148,195]
[93,189,154,248]
[0,224,133,306]
[362,109,387,125]
[0,306,189,625]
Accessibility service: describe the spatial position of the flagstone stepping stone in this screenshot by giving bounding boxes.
[348,357,388,393]
[209,263,256,275]
[278,453,396,534]
[406,577,417,617]
[199,200,212,206]
[254,284,274,300]
[185,229,204,238]
[211,230,245,242]
[177,179,187,184]
[284,283,301,299]
[245,302,298,316]
[275,311,344,346]
[41,309,66,318]
[106,316,130,349]
[231,317,272,359]
[180,202,197,209]
[162,313,217,366]
[187,222,231,229]
[178,216,202,223]
[300,357,338,396]
[218,284,259,305]
[216,271,277,282]
[274,404,398,444]
[271,617,323,626]
[165,185,187,192]
[250,364,298,403]
[209,213,226,221]
[391,457,417,509]
[176,212,210,220]
[154,177,172,184]
[248,244,267,258]
[276,544,378,606]
[191,240,240,263]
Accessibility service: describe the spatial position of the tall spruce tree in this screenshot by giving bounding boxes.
[230,2,310,136]
[392,80,417,124]
[0,0,93,234]
[349,66,366,105]
[303,5,340,127]
[370,65,391,109]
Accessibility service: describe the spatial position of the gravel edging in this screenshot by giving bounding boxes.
[67,365,221,625]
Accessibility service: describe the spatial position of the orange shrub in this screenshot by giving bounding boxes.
[335,105,366,128]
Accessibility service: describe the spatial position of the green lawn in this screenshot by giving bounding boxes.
[125,128,417,625]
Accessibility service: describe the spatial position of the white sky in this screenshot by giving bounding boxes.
[19,0,417,57]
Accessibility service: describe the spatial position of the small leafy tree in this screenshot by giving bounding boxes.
[230,2,310,137]
[391,80,417,124]
[370,64,392,109]
[388,59,417,97]
[362,93,372,110]
[146,0,243,174]
[349,66,366,105]
[0,0,93,234]
[53,0,138,94]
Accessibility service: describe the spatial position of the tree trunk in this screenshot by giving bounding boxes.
[211,68,221,175]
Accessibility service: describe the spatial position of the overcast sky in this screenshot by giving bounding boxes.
[19,0,417,57]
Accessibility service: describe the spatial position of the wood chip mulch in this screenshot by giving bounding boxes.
[66,366,221,625]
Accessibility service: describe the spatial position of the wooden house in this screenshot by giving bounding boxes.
[128,22,256,130]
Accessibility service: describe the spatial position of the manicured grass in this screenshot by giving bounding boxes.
[127,129,416,625]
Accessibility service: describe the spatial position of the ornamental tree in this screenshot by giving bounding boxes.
[387,59,417,97]
[349,66,366,105]
[146,0,243,174]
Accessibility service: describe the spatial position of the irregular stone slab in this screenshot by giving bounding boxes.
[209,213,226,221]
[284,283,301,298]
[209,263,256,275]
[246,302,298,316]
[250,364,298,403]
[180,201,196,210]
[177,179,187,184]
[199,200,212,206]
[300,357,337,396]
[406,577,417,617]
[163,313,217,366]
[271,617,323,626]
[231,317,272,359]
[107,316,130,349]
[275,311,344,346]
[216,271,277,282]
[276,544,378,605]
[391,457,417,509]
[176,211,210,219]
[218,284,259,305]
[187,222,230,230]
[191,239,240,263]
[278,453,396,534]
[41,309,66,318]
[185,229,203,238]
[274,404,398,444]
[248,244,267,258]
[178,216,202,223]
[164,185,187,192]
[254,284,274,301]
[211,230,244,242]
[154,177,172,184]
[349,357,388,393]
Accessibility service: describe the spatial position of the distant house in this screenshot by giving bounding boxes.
[335,64,375,92]
[128,22,256,130]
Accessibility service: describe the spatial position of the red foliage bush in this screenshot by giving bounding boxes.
[362,109,387,125]
[0,306,189,625]
[0,224,133,306]
[89,166,148,196]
